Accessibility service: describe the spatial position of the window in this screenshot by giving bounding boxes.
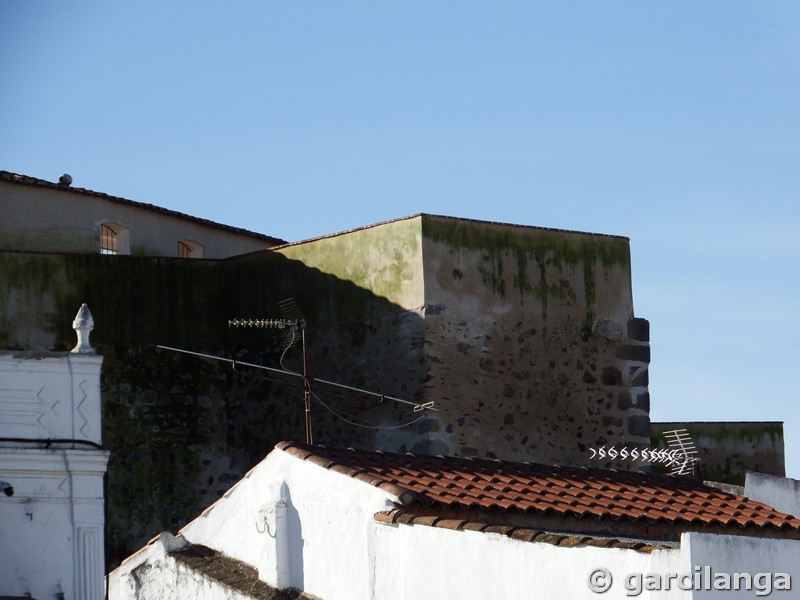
[98,222,130,255]
[177,239,204,259]
[100,224,118,255]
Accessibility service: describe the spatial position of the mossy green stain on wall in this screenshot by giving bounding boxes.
[512,249,534,300]
[650,422,785,485]
[222,251,418,349]
[651,422,784,447]
[422,215,630,325]
[479,253,506,298]
[581,261,596,341]
[274,218,423,308]
[0,231,96,254]
[422,215,630,270]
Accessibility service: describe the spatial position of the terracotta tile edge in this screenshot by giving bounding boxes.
[372,509,664,553]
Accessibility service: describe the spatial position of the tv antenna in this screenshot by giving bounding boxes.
[662,428,700,476]
[158,299,436,446]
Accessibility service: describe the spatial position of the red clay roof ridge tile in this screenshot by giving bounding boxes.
[275,442,800,536]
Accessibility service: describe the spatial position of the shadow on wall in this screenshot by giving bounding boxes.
[283,485,304,591]
[0,250,426,565]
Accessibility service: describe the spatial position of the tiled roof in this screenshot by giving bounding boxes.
[277,442,800,535]
[0,170,286,246]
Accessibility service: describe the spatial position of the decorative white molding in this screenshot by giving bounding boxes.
[0,448,109,499]
[71,303,95,354]
[0,352,103,443]
[76,525,105,600]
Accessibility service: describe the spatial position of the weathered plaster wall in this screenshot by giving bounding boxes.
[651,422,785,486]
[0,180,278,258]
[108,535,288,600]
[686,532,798,598]
[745,472,800,518]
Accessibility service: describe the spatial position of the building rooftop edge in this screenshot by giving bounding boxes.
[0,170,287,246]
[270,213,630,251]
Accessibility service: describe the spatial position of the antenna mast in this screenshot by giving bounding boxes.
[229,299,313,444]
[300,321,312,445]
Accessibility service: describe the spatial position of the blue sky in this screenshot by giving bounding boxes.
[2,2,799,475]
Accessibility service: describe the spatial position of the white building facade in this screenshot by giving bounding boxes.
[0,305,109,600]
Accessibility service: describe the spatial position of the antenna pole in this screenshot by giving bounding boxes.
[301,322,312,445]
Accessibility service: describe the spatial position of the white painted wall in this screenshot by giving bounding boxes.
[0,348,108,600]
[0,448,109,599]
[177,449,398,600]
[110,448,800,600]
[745,471,800,518]
[686,533,798,598]
[0,352,104,443]
[108,535,257,600]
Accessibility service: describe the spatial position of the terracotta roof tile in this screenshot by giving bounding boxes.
[276,441,800,535]
[374,509,667,553]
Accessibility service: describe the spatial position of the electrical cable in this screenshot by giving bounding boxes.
[278,327,298,373]
[0,437,104,449]
[310,391,428,430]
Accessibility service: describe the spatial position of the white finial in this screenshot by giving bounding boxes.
[71,304,95,354]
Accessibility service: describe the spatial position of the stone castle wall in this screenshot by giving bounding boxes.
[415,216,650,463]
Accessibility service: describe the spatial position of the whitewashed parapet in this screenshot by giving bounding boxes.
[0,304,103,443]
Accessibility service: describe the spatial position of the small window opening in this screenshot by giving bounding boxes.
[100,224,118,255]
[177,240,204,259]
[98,221,130,255]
